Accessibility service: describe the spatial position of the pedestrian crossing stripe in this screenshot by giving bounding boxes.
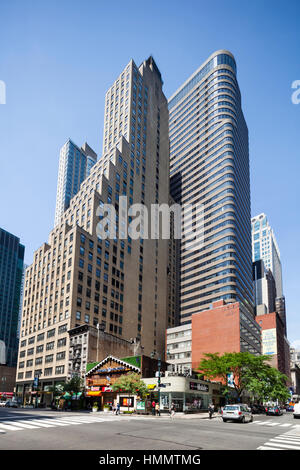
[0,415,111,433]
[257,428,300,450]
[253,420,293,427]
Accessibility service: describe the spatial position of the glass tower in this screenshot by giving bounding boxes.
[251,213,283,298]
[54,140,97,226]
[169,50,254,324]
[0,228,25,366]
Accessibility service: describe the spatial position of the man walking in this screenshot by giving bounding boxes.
[155,402,160,416]
[170,402,176,418]
[208,403,214,419]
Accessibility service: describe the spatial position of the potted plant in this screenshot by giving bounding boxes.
[92,403,98,412]
[103,404,110,413]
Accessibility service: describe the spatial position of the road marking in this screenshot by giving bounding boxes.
[262,441,300,450]
[27,419,56,427]
[58,418,93,424]
[258,445,282,450]
[0,423,23,431]
[257,427,300,450]
[31,419,70,426]
[2,421,40,429]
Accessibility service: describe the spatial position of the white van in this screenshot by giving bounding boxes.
[293,402,300,419]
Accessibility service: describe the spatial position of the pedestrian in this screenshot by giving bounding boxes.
[155,402,160,416]
[116,403,120,415]
[170,402,176,418]
[151,400,156,416]
[208,403,214,419]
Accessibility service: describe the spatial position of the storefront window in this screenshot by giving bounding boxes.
[120,396,134,407]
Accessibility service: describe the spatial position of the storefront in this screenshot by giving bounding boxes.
[0,392,14,403]
[85,355,141,411]
[143,376,222,413]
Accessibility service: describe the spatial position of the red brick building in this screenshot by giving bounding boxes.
[191,300,261,370]
[256,312,291,380]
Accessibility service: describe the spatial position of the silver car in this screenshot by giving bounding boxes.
[222,404,253,423]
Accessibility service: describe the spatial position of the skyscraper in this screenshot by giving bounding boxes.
[16,56,177,400]
[54,140,97,227]
[0,228,25,366]
[251,213,283,298]
[168,50,254,326]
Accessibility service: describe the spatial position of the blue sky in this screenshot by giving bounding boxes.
[0,0,299,345]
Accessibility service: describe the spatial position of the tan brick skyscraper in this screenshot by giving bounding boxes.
[16,57,178,399]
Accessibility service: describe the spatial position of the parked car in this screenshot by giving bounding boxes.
[221,404,253,423]
[0,400,7,407]
[250,404,265,414]
[266,406,283,416]
[293,403,300,419]
[4,400,19,408]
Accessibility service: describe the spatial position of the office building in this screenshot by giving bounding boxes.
[54,140,97,227]
[16,56,177,399]
[0,228,25,366]
[252,259,277,315]
[168,51,256,341]
[251,213,283,298]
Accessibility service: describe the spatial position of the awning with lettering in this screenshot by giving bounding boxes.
[86,391,102,397]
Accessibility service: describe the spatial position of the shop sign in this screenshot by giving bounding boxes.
[147,384,157,390]
[97,366,128,374]
[189,382,209,392]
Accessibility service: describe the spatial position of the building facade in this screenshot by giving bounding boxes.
[256,312,291,380]
[54,140,97,227]
[0,228,25,366]
[168,50,254,325]
[252,259,277,315]
[166,323,192,374]
[68,324,143,380]
[191,300,261,370]
[16,56,176,395]
[251,213,283,298]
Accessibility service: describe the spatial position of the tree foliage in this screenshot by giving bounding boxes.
[111,373,148,400]
[63,375,85,394]
[197,352,289,402]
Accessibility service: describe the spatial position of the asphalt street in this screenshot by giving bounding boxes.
[0,408,299,451]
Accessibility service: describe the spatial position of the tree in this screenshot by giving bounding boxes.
[111,373,148,411]
[63,375,85,395]
[197,352,289,403]
[246,366,290,403]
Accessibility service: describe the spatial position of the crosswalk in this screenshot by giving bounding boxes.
[0,414,111,433]
[252,420,295,429]
[257,426,300,450]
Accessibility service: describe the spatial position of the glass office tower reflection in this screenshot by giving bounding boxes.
[169,50,254,324]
